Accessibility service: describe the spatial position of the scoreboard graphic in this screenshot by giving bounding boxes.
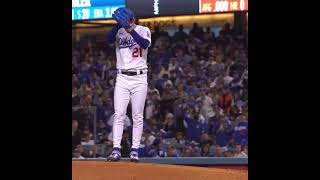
[72,0,125,20]
[72,0,248,21]
[200,0,248,13]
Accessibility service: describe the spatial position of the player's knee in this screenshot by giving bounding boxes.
[132,113,143,125]
[114,112,126,120]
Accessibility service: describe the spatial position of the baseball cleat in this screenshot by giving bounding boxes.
[130,150,139,162]
[107,149,121,162]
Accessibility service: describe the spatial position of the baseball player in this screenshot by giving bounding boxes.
[106,8,151,162]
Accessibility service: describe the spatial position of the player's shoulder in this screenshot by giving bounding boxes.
[117,28,126,34]
[136,25,150,32]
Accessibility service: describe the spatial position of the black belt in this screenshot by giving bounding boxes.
[118,70,147,76]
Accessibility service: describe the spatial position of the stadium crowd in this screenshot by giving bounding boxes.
[72,22,248,159]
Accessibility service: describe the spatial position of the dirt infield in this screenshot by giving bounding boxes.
[72,161,248,180]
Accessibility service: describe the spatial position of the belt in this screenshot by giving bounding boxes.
[117,69,147,76]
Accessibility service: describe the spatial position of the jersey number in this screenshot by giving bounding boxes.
[132,47,142,57]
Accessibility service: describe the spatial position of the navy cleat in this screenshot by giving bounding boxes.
[107,148,121,162]
[130,148,139,162]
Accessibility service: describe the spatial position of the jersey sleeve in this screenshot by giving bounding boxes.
[129,26,151,49]
[143,27,151,47]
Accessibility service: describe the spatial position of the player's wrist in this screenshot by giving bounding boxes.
[126,24,136,33]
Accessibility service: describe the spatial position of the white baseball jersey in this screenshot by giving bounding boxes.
[115,25,151,70]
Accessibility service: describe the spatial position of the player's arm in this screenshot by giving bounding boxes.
[106,24,122,44]
[107,8,124,44]
[129,30,150,49]
[127,27,151,49]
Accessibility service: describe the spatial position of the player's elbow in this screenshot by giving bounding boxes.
[141,40,150,49]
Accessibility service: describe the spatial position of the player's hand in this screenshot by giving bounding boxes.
[112,8,124,25]
[112,8,134,29]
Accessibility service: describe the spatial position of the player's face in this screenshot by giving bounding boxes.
[128,18,135,25]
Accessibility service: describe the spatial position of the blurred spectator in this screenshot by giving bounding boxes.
[222,23,233,36]
[176,130,186,141]
[162,131,186,155]
[166,145,179,157]
[183,108,208,143]
[147,138,166,157]
[190,23,204,40]
[234,113,248,146]
[182,146,193,157]
[233,144,248,158]
[196,89,214,119]
[201,143,212,157]
[218,87,233,115]
[96,120,107,143]
[213,145,224,157]
[72,120,81,151]
[138,135,147,157]
[229,73,242,93]
[73,145,85,159]
[145,90,161,121]
[159,64,170,79]
[160,113,176,138]
[203,27,214,42]
[212,115,232,152]
[168,58,178,72]
[151,26,161,44]
[190,141,201,156]
[160,85,176,116]
[212,54,225,74]
[200,133,213,146]
[208,106,223,130]
[145,92,155,121]
[80,94,93,107]
[145,117,161,136]
[72,87,80,106]
[223,150,234,157]
[145,134,156,147]
[174,25,188,41]
[230,99,244,118]
[81,132,96,158]
[223,70,234,87]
